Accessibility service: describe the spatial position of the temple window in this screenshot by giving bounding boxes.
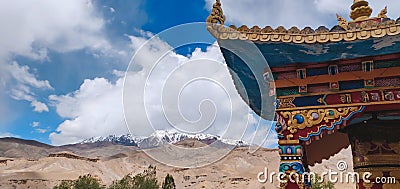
[296,69,306,79]
[362,61,374,72]
[328,65,339,75]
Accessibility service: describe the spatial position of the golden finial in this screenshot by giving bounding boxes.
[206,0,226,25]
[378,6,388,18]
[336,14,349,30]
[350,0,373,21]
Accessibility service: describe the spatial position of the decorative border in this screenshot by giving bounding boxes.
[276,106,365,142]
[206,0,400,44]
[298,106,365,141]
[280,106,364,134]
[208,24,400,44]
[276,87,400,110]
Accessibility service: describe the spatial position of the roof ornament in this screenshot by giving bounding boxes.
[206,0,226,25]
[336,14,349,30]
[378,6,388,19]
[206,0,399,43]
[350,0,373,21]
[337,1,389,31]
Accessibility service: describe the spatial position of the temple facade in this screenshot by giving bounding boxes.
[207,0,400,188]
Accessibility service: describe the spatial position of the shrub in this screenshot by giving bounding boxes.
[108,165,159,189]
[53,180,73,189]
[161,174,175,189]
[311,174,335,189]
[53,174,104,189]
[74,175,104,189]
[53,166,176,189]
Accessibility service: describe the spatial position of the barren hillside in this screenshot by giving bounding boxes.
[0,138,354,189]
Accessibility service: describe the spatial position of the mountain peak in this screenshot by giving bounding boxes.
[80,130,248,149]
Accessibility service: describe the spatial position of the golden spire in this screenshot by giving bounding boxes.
[350,0,373,21]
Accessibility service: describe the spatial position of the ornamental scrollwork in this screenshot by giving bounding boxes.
[336,14,349,30]
[206,0,225,25]
[207,0,400,44]
[378,6,388,19]
[280,106,362,133]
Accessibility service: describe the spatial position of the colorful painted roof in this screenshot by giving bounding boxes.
[207,0,400,67]
[206,0,400,120]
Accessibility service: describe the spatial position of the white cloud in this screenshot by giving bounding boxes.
[123,34,256,142]
[0,0,114,119]
[31,100,49,113]
[6,62,52,90]
[32,122,40,127]
[49,77,127,145]
[49,33,276,146]
[35,128,47,134]
[2,62,52,113]
[0,0,109,61]
[205,0,400,29]
[0,0,112,116]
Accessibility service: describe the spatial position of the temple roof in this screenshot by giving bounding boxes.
[207,0,400,44]
[206,0,400,117]
[207,0,400,67]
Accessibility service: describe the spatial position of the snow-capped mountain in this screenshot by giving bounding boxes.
[81,134,139,146]
[81,130,248,149]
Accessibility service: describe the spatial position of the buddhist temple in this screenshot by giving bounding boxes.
[207,0,400,188]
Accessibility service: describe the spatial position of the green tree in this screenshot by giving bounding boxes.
[53,174,104,189]
[74,174,104,189]
[108,165,159,189]
[54,166,164,189]
[131,165,159,189]
[108,174,135,189]
[311,174,335,189]
[161,174,175,189]
[53,180,73,189]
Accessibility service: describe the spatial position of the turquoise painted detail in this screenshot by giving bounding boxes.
[279,162,305,174]
[294,114,305,124]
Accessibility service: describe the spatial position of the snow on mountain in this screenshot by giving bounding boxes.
[81,130,248,148]
[81,134,139,146]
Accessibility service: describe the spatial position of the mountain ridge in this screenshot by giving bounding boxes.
[80,130,248,148]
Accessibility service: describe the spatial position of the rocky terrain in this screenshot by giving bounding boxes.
[0,136,355,189]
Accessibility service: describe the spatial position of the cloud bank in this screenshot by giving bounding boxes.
[49,32,275,146]
[0,0,110,114]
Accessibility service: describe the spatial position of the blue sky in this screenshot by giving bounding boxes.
[0,0,232,145]
[0,0,397,146]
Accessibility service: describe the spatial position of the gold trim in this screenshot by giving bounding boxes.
[354,155,400,168]
[279,154,302,157]
[280,159,303,163]
[281,107,362,133]
[208,23,400,44]
[278,139,300,145]
[277,97,296,108]
[206,0,400,44]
